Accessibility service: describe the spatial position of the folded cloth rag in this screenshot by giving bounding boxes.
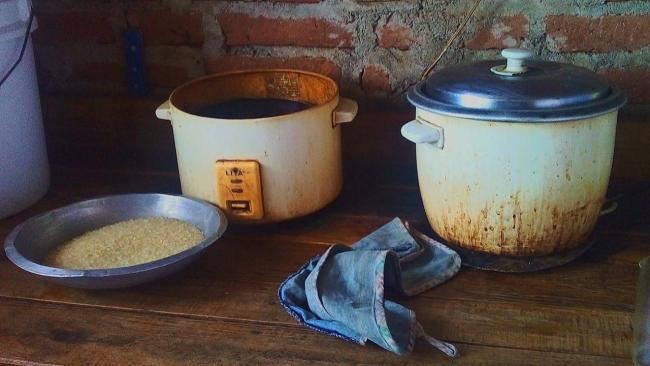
[278,217,462,357]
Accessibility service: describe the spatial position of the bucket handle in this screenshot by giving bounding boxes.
[0,4,34,88]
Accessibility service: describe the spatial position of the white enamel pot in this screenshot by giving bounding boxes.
[403,49,627,257]
[156,70,358,223]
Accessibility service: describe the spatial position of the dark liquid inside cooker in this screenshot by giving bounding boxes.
[191,98,313,119]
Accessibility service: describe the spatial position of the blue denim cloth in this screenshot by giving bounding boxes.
[278,218,461,357]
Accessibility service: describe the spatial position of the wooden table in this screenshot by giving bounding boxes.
[1,167,647,365]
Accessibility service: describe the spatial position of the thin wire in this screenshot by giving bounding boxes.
[420,0,482,80]
[0,7,35,88]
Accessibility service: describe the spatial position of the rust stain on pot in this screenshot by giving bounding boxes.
[415,111,616,257]
[430,189,604,257]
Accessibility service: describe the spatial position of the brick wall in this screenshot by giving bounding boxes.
[32,0,650,104]
[28,0,650,189]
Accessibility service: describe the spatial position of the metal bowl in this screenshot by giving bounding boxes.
[3,193,228,289]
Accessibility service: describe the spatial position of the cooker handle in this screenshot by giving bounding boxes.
[155,100,172,121]
[401,119,444,148]
[332,98,358,127]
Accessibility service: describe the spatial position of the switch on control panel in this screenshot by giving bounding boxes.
[215,160,264,220]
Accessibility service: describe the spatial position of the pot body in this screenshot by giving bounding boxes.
[157,70,357,223]
[411,109,617,256]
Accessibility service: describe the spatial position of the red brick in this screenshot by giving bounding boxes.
[361,65,391,95]
[465,15,528,50]
[147,63,192,88]
[33,12,116,45]
[598,68,650,104]
[546,15,650,52]
[74,62,127,84]
[224,0,320,2]
[126,10,204,46]
[204,55,341,80]
[142,46,204,88]
[376,18,414,50]
[217,13,353,48]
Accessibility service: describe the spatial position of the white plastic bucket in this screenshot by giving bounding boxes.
[0,0,49,219]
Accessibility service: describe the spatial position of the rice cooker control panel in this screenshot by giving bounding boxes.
[215,160,264,220]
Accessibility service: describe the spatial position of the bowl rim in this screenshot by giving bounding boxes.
[3,193,228,279]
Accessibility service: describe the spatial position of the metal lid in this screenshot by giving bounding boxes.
[408,48,627,122]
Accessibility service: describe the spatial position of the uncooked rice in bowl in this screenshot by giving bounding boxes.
[44,217,205,270]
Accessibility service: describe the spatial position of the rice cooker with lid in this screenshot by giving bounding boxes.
[401,48,627,257]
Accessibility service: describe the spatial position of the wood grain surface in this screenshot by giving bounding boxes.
[0,167,647,365]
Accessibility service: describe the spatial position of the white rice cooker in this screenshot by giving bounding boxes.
[156,70,357,223]
[402,49,626,257]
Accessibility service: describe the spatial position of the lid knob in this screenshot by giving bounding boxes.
[491,48,533,76]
